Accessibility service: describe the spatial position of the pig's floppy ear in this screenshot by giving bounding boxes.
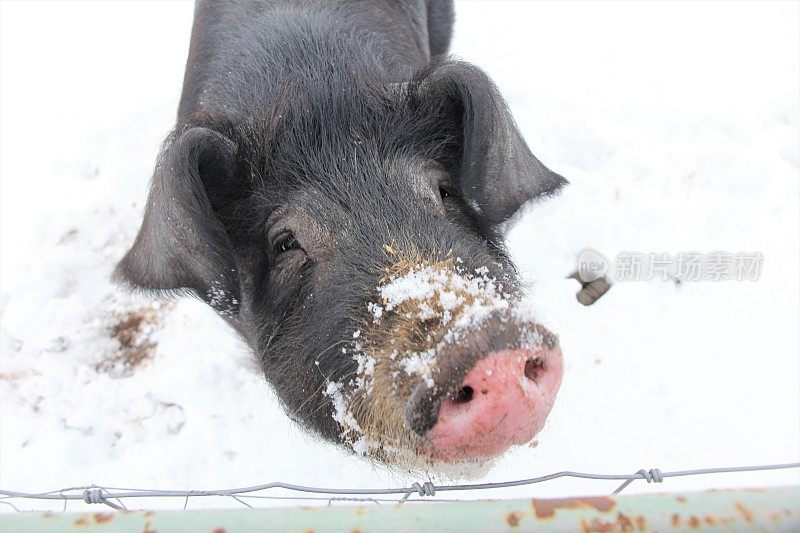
[415,61,567,227]
[115,127,240,316]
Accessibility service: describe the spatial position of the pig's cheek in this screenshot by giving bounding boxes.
[270,253,308,286]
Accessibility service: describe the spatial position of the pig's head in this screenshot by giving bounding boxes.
[116,60,566,468]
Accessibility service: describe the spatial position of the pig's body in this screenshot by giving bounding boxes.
[118,0,566,469]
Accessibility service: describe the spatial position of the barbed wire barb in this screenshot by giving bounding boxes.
[613,468,664,495]
[399,481,436,504]
[82,487,127,511]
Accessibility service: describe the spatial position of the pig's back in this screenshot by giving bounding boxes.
[177,0,436,123]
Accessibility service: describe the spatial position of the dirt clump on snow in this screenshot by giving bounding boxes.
[96,303,171,377]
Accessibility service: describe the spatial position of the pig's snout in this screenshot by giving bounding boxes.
[406,344,563,462]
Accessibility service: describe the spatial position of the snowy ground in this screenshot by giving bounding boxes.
[1,0,798,512]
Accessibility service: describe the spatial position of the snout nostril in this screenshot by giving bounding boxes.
[524,358,545,382]
[452,386,474,404]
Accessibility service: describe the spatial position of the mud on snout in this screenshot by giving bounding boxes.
[323,257,564,467]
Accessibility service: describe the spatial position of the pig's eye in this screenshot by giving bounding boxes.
[439,186,457,200]
[275,232,301,254]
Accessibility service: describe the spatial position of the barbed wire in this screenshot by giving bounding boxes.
[0,462,796,512]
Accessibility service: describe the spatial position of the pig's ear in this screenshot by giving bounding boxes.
[415,61,567,227]
[115,127,241,316]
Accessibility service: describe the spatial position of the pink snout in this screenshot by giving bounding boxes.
[428,346,563,462]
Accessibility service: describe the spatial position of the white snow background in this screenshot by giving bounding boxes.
[1,0,798,512]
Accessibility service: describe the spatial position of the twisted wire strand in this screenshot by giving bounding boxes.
[0,462,796,512]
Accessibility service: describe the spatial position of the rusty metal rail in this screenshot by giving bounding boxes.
[0,486,798,532]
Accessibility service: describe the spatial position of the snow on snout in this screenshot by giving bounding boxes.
[321,260,550,456]
[367,261,536,387]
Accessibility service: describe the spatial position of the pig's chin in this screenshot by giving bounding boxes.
[426,345,564,463]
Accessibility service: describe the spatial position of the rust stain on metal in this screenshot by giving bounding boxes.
[144,511,155,519]
[351,529,363,533]
[142,519,157,533]
[580,512,645,532]
[671,514,681,527]
[616,513,634,530]
[533,496,616,519]
[74,516,89,527]
[212,528,226,533]
[734,502,754,523]
[505,511,524,527]
[94,512,114,524]
[355,506,366,516]
[675,495,688,503]
[687,515,700,528]
[704,515,717,526]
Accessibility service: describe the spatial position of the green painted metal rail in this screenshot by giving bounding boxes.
[1,486,797,532]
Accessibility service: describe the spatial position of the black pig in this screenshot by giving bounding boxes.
[117,0,566,467]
